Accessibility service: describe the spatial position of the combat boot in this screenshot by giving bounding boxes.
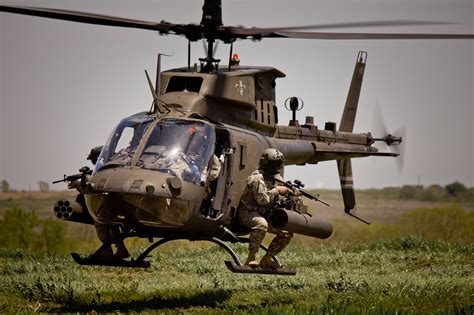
[114,242,130,260]
[259,253,282,269]
[244,252,258,268]
[96,245,114,260]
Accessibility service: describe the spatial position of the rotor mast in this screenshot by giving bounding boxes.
[199,0,223,73]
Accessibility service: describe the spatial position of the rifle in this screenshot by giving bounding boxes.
[274,177,330,207]
[52,166,92,184]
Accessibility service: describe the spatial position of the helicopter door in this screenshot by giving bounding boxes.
[209,128,233,217]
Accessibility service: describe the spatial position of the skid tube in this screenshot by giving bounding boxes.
[72,236,296,274]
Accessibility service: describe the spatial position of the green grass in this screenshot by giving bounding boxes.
[0,237,473,314]
[0,191,473,313]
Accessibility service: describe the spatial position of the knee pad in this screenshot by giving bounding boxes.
[251,217,268,231]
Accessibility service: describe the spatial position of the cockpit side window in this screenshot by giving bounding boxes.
[166,76,203,93]
[95,115,153,172]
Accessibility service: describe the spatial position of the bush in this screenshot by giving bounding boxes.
[456,187,474,202]
[399,185,423,200]
[445,181,467,197]
[41,218,68,253]
[0,207,70,253]
[399,205,474,242]
[326,205,473,246]
[0,207,40,249]
[1,179,10,192]
[421,185,447,201]
[373,183,474,202]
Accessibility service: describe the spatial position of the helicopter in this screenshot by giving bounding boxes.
[1,0,473,275]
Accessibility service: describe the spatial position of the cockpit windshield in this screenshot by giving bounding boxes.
[95,114,153,172]
[138,120,215,184]
[95,115,216,185]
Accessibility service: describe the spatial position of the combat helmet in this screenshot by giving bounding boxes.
[259,148,285,175]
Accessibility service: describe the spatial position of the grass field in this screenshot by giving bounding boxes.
[1,239,472,314]
[0,191,473,313]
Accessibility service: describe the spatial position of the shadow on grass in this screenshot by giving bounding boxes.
[53,289,233,313]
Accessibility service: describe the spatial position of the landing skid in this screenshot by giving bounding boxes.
[71,253,151,268]
[71,236,296,275]
[225,261,296,275]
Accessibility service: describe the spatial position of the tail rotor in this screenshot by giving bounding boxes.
[372,100,406,173]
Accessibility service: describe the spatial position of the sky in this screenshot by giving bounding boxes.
[0,0,473,190]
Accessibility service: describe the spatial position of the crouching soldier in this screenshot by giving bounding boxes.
[238,148,293,269]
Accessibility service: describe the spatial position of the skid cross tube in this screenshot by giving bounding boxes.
[135,236,245,265]
[136,236,280,266]
[71,235,282,270]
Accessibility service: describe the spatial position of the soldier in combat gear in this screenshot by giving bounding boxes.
[238,148,293,269]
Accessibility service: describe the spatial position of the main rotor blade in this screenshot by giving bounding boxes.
[265,30,474,40]
[227,25,474,40]
[3,5,473,41]
[0,5,171,32]
[261,20,457,31]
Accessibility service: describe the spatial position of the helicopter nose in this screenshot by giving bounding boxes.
[167,177,182,193]
[89,168,205,200]
[89,168,178,197]
[85,168,205,227]
[84,191,200,228]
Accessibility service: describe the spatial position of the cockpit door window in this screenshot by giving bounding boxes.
[138,119,216,184]
[95,114,154,172]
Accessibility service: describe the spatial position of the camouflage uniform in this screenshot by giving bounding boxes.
[155,148,221,184]
[238,170,293,257]
[206,154,221,182]
[165,152,192,179]
[94,222,121,243]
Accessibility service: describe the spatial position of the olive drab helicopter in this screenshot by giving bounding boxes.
[2,0,473,275]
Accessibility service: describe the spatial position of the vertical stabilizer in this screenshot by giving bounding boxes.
[337,51,367,213]
[339,51,367,133]
[337,159,355,210]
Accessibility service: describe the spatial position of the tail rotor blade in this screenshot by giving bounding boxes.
[371,101,406,172]
[394,125,407,173]
[372,99,388,138]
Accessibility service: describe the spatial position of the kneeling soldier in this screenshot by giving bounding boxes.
[238,148,293,269]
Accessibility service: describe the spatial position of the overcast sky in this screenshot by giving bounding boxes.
[0,0,473,190]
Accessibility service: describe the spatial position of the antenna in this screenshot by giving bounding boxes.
[285,97,304,126]
[228,42,233,71]
[188,41,191,71]
[155,52,173,96]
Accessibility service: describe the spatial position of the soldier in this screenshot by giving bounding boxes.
[68,178,130,260]
[185,126,221,184]
[93,224,129,260]
[238,148,294,269]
